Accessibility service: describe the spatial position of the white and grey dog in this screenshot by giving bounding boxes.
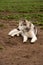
[8,19,37,43]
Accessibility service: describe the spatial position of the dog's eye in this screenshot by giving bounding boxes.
[25,27,30,32]
[23,23,26,26]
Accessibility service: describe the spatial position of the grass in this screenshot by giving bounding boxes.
[0,0,43,13]
[0,0,43,25]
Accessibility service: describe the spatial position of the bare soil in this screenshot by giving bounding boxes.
[0,19,43,65]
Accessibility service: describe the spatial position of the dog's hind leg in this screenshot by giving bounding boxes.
[8,29,17,36]
[8,29,21,37]
[11,31,21,37]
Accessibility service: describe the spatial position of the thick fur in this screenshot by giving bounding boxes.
[18,19,37,43]
[8,19,37,43]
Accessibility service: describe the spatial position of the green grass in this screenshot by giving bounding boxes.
[0,0,43,13]
[0,0,43,25]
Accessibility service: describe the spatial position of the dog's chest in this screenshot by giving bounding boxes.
[24,30,32,38]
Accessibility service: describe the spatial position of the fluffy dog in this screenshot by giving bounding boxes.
[17,19,37,43]
[8,19,37,43]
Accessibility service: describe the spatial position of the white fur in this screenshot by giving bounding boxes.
[8,29,21,36]
[8,20,37,43]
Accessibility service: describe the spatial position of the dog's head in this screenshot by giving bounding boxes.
[18,19,27,31]
[19,19,27,26]
[18,19,32,31]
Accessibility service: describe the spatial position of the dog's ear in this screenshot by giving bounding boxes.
[22,19,27,26]
[19,20,23,26]
[29,22,31,28]
[19,19,26,26]
[27,22,31,29]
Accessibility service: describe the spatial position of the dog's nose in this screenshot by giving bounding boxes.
[17,28,20,31]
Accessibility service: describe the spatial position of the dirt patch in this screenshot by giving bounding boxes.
[0,19,43,65]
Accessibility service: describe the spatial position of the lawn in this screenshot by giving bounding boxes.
[0,0,43,25]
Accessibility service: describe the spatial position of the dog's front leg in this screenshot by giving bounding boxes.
[23,35,28,43]
[16,34,19,36]
[22,33,28,42]
[31,31,37,43]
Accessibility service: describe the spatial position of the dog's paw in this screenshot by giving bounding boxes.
[31,37,37,43]
[16,34,19,36]
[23,35,28,43]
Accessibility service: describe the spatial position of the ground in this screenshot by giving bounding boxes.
[0,19,43,65]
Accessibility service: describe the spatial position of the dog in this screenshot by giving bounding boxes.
[17,19,37,43]
[8,19,37,43]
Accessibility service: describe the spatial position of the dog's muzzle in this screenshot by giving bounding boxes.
[17,28,20,31]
